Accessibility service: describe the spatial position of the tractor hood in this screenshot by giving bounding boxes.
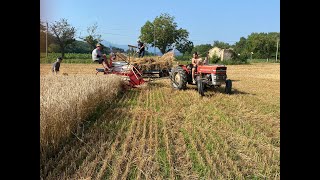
[197,65,227,74]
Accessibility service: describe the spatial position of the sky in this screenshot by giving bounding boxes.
[40,0,279,46]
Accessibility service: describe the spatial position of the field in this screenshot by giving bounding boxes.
[40,63,280,179]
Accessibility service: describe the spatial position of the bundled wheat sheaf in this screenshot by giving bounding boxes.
[116,51,175,71]
[40,74,124,158]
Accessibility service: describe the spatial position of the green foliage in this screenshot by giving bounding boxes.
[48,44,60,53]
[212,41,231,49]
[140,13,192,54]
[65,40,92,53]
[176,39,194,55]
[50,18,76,58]
[192,44,212,57]
[209,54,220,64]
[40,53,92,63]
[233,32,280,60]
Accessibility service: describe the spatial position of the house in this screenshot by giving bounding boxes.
[208,47,234,61]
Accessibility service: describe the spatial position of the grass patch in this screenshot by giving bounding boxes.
[181,128,208,178]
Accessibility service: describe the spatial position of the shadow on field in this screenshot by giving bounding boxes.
[40,90,135,179]
[195,87,254,97]
[231,88,255,95]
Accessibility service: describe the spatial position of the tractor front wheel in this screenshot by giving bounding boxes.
[225,79,232,94]
[197,79,205,96]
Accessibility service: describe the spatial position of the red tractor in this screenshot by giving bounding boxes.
[170,64,232,96]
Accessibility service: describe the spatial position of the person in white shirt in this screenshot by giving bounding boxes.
[92,43,110,71]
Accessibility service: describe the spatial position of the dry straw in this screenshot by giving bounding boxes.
[40,74,124,158]
[115,51,175,71]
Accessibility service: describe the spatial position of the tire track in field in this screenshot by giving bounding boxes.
[154,83,175,179]
[73,91,136,178]
[109,88,148,180]
[162,119,175,180]
[135,87,156,179]
[95,90,142,179]
[157,84,197,179]
[108,112,142,180]
[120,89,151,179]
[120,114,148,180]
[148,87,162,179]
[139,86,165,179]
[167,119,197,179]
[120,88,152,179]
[147,87,163,179]
[75,90,138,178]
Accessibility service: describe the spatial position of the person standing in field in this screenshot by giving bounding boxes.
[92,43,111,71]
[52,57,63,75]
[137,39,145,58]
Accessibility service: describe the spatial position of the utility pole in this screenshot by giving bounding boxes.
[276,38,279,62]
[153,22,156,56]
[46,21,48,59]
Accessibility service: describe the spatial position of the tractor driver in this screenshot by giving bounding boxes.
[191,52,203,84]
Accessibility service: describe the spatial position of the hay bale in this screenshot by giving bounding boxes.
[113,51,176,71]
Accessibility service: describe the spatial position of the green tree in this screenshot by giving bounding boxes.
[50,18,76,58]
[212,40,231,49]
[233,37,250,59]
[65,40,92,53]
[140,13,191,54]
[176,39,194,55]
[81,23,102,50]
[245,32,280,59]
[175,29,194,54]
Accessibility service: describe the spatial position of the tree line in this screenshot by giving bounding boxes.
[41,14,279,61]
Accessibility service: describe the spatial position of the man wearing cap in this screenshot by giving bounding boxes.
[52,57,63,75]
[92,43,111,71]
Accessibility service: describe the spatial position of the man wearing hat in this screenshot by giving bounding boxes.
[92,43,103,63]
[92,43,111,71]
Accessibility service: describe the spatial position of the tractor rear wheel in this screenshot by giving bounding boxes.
[225,79,232,94]
[171,66,187,90]
[197,79,205,96]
